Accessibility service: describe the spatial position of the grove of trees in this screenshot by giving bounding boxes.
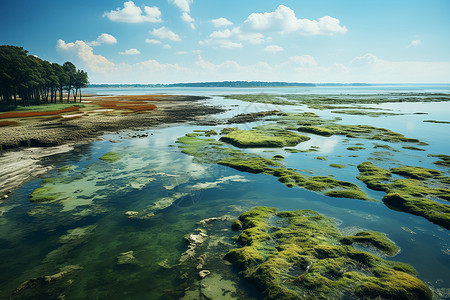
[0,45,88,106]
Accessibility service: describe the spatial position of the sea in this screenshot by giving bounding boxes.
[0,84,449,299]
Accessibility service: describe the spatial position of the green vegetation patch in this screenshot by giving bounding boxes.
[391,166,441,180]
[225,206,431,300]
[329,163,346,169]
[30,187,63,203]
[331,110,400,117]
[220,129,310,148]
[324,189,372,201]
[347,146,366,151]
[10,103,84,113]
[357,162,450,229]
[177,131,370,201]
[99,152,121,162]
[297,126,334,137]
[428,154,450,167]
[402,146,426,151]
[423,119,450,124]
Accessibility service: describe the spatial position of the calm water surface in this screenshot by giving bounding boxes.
[0,85,449,299]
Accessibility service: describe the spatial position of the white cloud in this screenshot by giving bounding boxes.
[56,39,114,73]
[88,33,117,46]
[202,39,243,49]
[145,39,162,44]
[181,12,194,23]
[169,0,193,13]
[119,48,140,55]
[104,1,162,23]
[289,55,317,67]
[242,5,347,35]
[264,45,283,53]
[169,0,195,28]
[203,27,264,48]
[151,27,181,41]
[203,6,346,50]
[408,39,421,48]
[163,44,172,49]
[211,17,233,27]
[177,51,188,55]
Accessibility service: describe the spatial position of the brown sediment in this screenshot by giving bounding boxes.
[0,121,19,127]
[0,106,80,118]
[0,94,224,198]
[0,94,222,151]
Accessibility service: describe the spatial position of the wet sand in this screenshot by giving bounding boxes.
[0,94,225,198]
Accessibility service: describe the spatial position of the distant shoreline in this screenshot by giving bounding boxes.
[88,82,373,89]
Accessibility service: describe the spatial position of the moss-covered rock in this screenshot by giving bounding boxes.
[177,131,371,201]
[324,189,372,201]
[428,154,450,167]
[29,187,63,203]
[225,207,432,300]
[329,163,346,169]
[220,129,310,148]
[357,162,450,229]
[297,126,334,137]
[99,152,121,162]
[391,166,441,180]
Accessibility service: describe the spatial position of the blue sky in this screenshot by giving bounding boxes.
[1,0,449,83]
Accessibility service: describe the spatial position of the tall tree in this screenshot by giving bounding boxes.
[63,61,76,102]
[73,70,89,102]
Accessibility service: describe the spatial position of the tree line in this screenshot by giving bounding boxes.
[0,45,88,106]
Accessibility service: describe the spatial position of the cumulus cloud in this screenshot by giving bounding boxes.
[169,0,192,12]
[202,5,346,49]
[407,39,421,48]
[56,39,114,73]
[203,27,264,48]
[177,51,188,55]
[264,45,283,53]
[289,55,317,67]
[163,44,172,49]
[145,39,162,44]
[242,5,347,35]
[201,39,243,49]
[119,48,140,55]
[151,27,181,41]
[104,1,162,23]
[211,17,233,27]
[169,0,195,28]
[88,33,117,46]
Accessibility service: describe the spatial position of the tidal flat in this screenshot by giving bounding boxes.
[0,88,449,299]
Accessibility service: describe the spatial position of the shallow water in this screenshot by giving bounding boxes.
[1,86,449,299]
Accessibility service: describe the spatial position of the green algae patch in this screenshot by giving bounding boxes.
[316,156,328,161]
[99,152,121,162]
[225,207,432,300]
[297,126,334,137]
[331,110,400,117]
[428,154,450,167]
[402,146,426,151]
[357,162,450,229]
[220,129,310,148]
[347,146,366,151]
[218,157,282,174]
[340,231,399,256]
[423,119,450,124]
[177,131,371,201]
[391,166,442,180]
[324,189,373,201]
[329,163,346,169]
[30,187,63,203]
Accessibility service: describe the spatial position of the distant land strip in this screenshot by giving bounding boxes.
[89,81,372,88]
